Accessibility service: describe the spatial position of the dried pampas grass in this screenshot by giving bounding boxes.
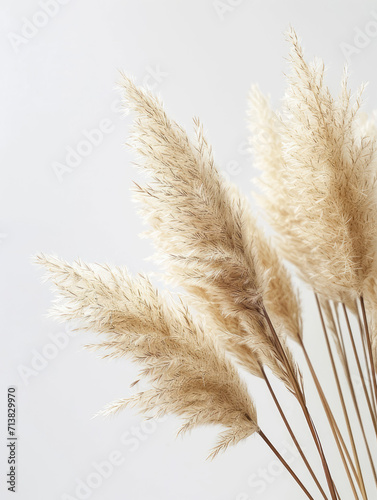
[36,27,377,500]
[35,254,258,458]
[249,28,377,303]
[120,75,302,397]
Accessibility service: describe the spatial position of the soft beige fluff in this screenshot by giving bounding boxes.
[120,75,303,395]
[36,254,259,458]
[249,28,377,303]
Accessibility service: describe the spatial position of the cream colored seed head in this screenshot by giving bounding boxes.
[35,254,259,458]
[120,75,303,395]
[249,28,377,303]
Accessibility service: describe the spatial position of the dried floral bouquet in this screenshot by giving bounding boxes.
[36,29,377,499]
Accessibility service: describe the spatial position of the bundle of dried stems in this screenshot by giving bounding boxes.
[36,28,377,499]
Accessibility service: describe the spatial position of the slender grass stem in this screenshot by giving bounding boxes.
[258,430,315,500]
[262,304,338,500]
[360,296,377,411]
[260,365,328,500]
[336,304,377,487]
[355,303,376,414]
[342,304,377,433]
[315,295,368,500]
[299,338,361,500]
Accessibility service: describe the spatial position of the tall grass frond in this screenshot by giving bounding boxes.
[35,254,259,456]
[249,28,377,303]
[120,75,302,395]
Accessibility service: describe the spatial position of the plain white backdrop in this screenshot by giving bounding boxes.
[2,1,377,499]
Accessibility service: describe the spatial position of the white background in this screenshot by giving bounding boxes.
[1,1,377,499]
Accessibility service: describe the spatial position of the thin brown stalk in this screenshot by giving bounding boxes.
[329,301,376,493]
[258,430,314,500]
[316,295,368,500]
[342,304,377,437]
[299,338,361,500]
[355,303,376,416]
[260,365,328,500]
[339,304,377,485]
[360,296,377,409]
[262,305,338,500]
[331,302,346,360]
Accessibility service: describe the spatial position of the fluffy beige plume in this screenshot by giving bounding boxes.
[249,28,377,302]
[179,285,265,377]
[120,75,302,395]
[252,222,302,344]
[35,254,258,457]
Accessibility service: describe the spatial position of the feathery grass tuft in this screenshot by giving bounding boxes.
[120,74,303,395]
[249,28,377,303]
[35,254,259,457]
